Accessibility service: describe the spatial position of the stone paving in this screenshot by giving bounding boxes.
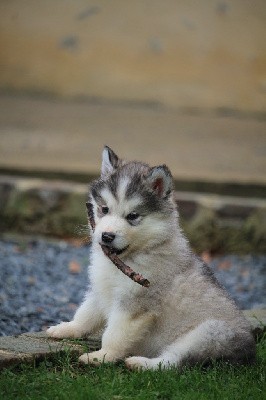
[0,310,265,370]
[0,332,101,369]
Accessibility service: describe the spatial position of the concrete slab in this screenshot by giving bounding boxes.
[243,309,266,337]
[0,331,101,369]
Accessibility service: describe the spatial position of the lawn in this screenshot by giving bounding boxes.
[0,336,265,400]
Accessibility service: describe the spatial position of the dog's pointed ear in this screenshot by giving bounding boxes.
[146,165,173,198]
[101,146,119,177]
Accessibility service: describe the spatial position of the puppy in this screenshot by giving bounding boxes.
[47,146,255,370]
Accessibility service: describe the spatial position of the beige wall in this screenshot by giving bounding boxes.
[0,0,265,113]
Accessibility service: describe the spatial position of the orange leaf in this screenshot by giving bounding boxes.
[69,260,81,274]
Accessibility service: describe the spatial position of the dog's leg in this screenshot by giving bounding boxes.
[79,309,154,365]
[47,294,105,338]
[125,319,237,370]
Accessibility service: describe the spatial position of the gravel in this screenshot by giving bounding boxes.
[0,237,265,337]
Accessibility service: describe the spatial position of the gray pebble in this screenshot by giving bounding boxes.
[0,239,265,336]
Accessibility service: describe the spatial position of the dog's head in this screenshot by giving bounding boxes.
[89,146,177,256]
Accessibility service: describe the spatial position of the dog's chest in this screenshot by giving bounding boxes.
[89,249,137,312]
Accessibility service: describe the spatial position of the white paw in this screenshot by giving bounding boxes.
[125,356,161,371]
[78,349,117,366]
[46,321,81,339]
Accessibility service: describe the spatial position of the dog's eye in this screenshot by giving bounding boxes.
[101,206,109,215]
[126,212,139,222]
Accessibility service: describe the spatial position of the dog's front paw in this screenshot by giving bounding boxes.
[79,349,117,366]
[47,321,81,339]
[125,356,160,371]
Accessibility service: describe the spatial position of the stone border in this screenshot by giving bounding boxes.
[0,331,101,369]
[0,310,265,370]
[0,175,266,253]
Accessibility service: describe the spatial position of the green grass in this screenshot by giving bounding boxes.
[1,336,265,400]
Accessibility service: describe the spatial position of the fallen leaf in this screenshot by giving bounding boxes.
[201,251,212,264]
[69,260,81,274]
[217,260,231,270]
[28,276,36,285]
[68,303,78,311]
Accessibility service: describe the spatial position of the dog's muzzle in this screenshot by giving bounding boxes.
[101,231,128,255]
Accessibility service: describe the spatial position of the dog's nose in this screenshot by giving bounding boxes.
[102,232,116,243]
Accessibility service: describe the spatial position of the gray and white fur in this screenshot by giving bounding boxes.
[47,146,256,370]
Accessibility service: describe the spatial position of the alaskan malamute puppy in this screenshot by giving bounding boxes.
[47,146,255,370]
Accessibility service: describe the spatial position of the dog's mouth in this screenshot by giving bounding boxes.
[100,244,129,256]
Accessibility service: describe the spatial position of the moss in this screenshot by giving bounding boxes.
[1,189,87,238]
[243,210,266,253]
[182,208,222,253]
[182,207,266,254]
[1,185,266,253]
